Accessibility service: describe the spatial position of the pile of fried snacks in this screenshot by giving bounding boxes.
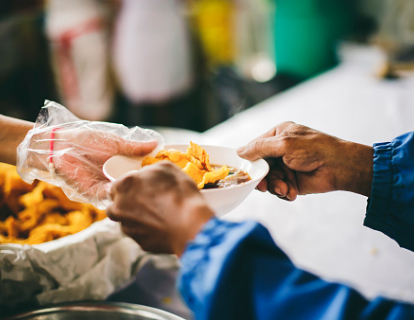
[0,163,106,245]
[142,142,229,189]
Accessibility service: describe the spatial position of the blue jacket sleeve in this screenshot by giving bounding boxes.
[364,132,414,252]
[178,218,414,320]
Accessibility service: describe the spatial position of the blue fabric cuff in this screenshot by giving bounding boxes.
[364,142,393,232]
[364,133,414,251]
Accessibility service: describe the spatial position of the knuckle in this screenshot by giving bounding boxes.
[158,161,180,173]
[251,139,265,154]
[114,173,138,193]
[181,179,199,194]
[278,135,291,149]
[283,152,294,164]
[277,121,296,132]
[281,120,295,127]
[106,206,121,221]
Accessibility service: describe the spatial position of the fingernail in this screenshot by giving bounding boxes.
[237,146,247,154]
[256,186,265,192]
[274,186,282,196]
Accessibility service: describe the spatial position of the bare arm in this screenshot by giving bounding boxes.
[0,115,33,165]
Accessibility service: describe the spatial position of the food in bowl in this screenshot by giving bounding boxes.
[0,163,106,245]
[142,142,251,189]
[204,165,251,188]
[103,143,269,216]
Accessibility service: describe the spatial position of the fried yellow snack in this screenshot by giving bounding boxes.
[4,216,20,238]
[0,221,6,234]
[42,184,84,211]
[182,162,206,188]
[66,210,93,233]
[187,141,211,171]
[26,224,72,245]
[142,142,229,189]
[40,213,68,226]
[199,165,229,188]
[2,165,26,194]
[18,199,61,232]
[19,182,46,208]
[0,163,107,245]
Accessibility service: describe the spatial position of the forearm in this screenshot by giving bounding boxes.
[334,140,374,197]
[0,115,33,165]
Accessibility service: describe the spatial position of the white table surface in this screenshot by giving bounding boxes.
[198,43,414,303]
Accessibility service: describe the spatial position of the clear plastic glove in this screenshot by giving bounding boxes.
[17,100,164,209]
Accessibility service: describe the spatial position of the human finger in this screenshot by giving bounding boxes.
[237,137,287,161]
[268,179,289,197]
[256,179,268,192]
[278,165,298,201]
[241,121,295,144]
[106,203,122,222]
[286,182,298,201]
[109,182,117,201]
[112,172,139,195]
[119,140,158,157]
[237,122,295,160]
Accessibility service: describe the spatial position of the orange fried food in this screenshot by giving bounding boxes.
[0,163,106,245]
[142,142,229,189]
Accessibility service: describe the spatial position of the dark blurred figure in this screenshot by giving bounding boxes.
[0,0,58,121]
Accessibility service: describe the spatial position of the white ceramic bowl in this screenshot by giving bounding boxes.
[103,145,269,216]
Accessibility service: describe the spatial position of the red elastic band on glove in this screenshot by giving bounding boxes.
[49,127,59,171]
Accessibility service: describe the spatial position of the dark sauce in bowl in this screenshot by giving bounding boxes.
[203,165,251,189]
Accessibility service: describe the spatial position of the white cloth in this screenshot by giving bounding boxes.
[45,0,114,120]
[112,0,193,104]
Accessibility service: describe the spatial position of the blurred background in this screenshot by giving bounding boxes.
[0,0,412,132]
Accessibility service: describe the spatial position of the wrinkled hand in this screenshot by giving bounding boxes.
[106,162,214,256]
[237,122,373,200]
[52,128,158,202]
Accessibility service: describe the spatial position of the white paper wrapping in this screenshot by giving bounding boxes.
[0,218,164,307]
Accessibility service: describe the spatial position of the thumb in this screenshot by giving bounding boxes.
[120,139,158,157]
[237,138,286,161]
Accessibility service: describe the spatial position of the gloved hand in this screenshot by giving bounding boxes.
[17,100,163,209]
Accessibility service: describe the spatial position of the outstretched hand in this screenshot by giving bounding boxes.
[237,122,374,200]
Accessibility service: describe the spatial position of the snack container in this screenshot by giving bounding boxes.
[0,218,178,308]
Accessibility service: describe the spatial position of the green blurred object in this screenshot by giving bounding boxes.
[274,0,355,79]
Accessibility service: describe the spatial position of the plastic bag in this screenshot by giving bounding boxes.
[17,100,164,209]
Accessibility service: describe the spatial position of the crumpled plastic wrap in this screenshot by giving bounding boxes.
[0,218,179,308]
[17,100,164,209]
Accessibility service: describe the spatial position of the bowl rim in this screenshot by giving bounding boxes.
[103,144,270,191]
